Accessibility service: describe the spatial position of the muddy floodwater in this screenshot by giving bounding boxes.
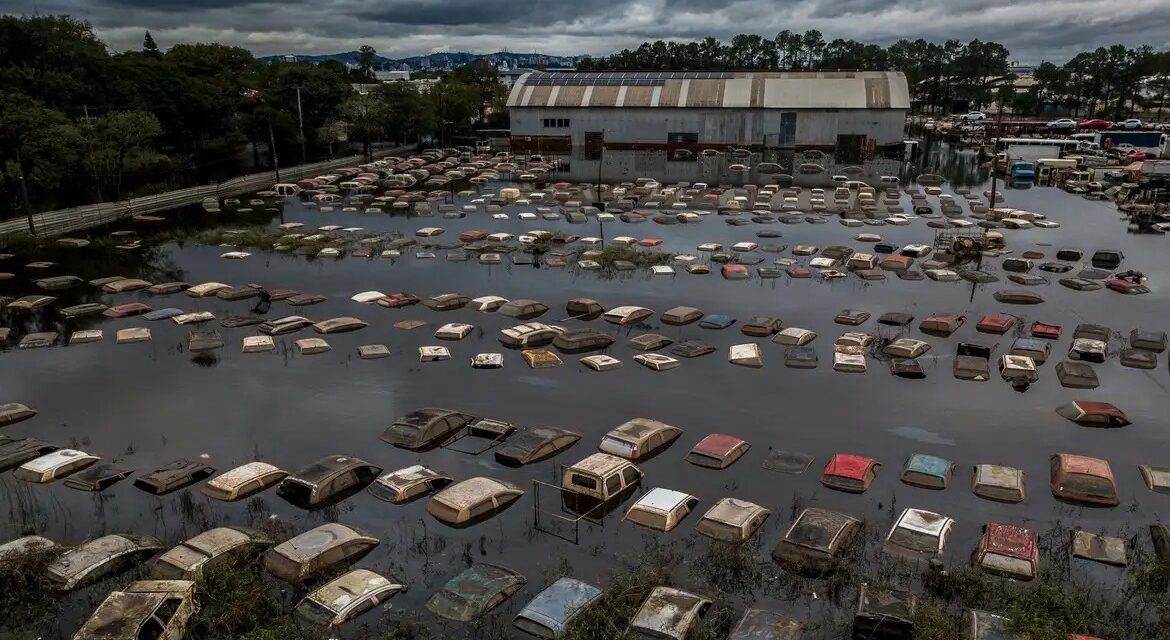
[2,149,1170,638]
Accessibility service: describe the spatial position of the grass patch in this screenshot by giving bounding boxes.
[0,540,64,630]
[593,245,672,269]
[194,563,283,637]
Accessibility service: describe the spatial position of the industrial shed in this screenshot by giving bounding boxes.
[506,70,910,183]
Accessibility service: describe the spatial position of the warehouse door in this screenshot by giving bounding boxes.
[835,135,866,164]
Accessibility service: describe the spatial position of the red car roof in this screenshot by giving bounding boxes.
[692,434,746,458]
[824,454,875,480]
[978,314,1013,328]
[984,522,1036,560]
[722,264,748,272]
[1055,453,1113,479]
[1070,401,1126,419]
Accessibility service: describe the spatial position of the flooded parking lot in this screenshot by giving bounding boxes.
[2,149,1170,638]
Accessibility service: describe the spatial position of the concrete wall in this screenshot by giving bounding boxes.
[510,107,906,148]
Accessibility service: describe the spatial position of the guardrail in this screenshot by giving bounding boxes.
[0,146,414,240]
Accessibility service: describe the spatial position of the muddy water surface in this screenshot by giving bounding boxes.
[2,159,1169,638]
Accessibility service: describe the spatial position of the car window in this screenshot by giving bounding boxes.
[138,617,165,640]
[469,498,495,518]
[604,473,622,494]
[570,474,598,490]
[238,478,262,497]
[330,471,358,495]
[429,478,453,492]
[316,544,346,571]
[621,467,640,484]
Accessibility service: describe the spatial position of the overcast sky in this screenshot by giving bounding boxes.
[4,0,1169,62]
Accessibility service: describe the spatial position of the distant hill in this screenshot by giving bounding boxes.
[259,51,583,71]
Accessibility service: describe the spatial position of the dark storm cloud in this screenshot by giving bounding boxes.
[1,0,1167,60]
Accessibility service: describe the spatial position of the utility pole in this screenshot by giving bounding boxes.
[296,86,307,164]
[14,148,37,237]
[988,92,1006,210]
[268,120,281,183]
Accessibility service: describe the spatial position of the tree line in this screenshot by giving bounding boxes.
[578,32,1170,120]
[0,15,504,220]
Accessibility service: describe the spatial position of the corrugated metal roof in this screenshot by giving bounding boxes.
[507,71,909,109]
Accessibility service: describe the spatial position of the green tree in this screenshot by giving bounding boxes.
[83,110,164,200]
[0,94,81,223]
[352,45,378,82]
[341,94,390,161]
[143,31,160,57]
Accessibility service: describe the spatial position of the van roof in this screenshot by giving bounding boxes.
[569,453,634,476]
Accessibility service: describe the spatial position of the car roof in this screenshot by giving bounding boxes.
[701,498,766,527]
[984,522,1036,560]
[433,477,520,509]
[633,488,694,513]
[569,453,634,476]
[895,509,952,536]
[1054,453,1113,478]
[306,569,402,614]
[274,523,370,562]
[290,455,373,485]
[609,418,675,443]
[825,454,875,479]
[691,434,746,458]
[20,449,93,473]
[208,462,283,490]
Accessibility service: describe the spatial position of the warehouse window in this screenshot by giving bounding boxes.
[542,118,570,128]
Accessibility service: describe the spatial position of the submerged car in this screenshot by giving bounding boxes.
[426,563,526,622]
[629,587,712,640]
[151,527,273,581]
[367,465,454,504]
[47,533,164,591]
[277,455,381,508]
[0,436,60,472]
[133,459,215,495]
[685,434,750,469]
[884,508,955,560]
[1055,401,1130,428]
[200,462,288,502]
[14,449,100,483]
[974,522,1039,580]
[694,498,770,542]
[294,569,404,630]
[561,453,643,503]
[264,523,379,585]
[63,463,134,492]
[512,577,602,639]
[1050,453,1119,506]
[821,454,879,493]
[599,418,682,460]
[499,323,565,348]
[494,427,581,466]
[73,580,198,640]
[380,407,476,449]
[625,488,699,532]
[772,508,863,574]
[427,477,524,526]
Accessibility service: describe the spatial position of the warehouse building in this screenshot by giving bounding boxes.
[506,70,910,184]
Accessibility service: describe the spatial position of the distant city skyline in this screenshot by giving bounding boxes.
[2,0,1169,63]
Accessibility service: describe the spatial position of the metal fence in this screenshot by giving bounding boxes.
[0,146,414,240]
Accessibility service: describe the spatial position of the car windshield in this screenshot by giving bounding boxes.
[889,527,938,553]
[686,452,725,468]
[1062,473,1116,498]
[297,599,336,627]
[627,509,669,531]
[386,423,421,440]
[982,552,1033,577]
[601,436,636,456]
[825,475,863,490]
